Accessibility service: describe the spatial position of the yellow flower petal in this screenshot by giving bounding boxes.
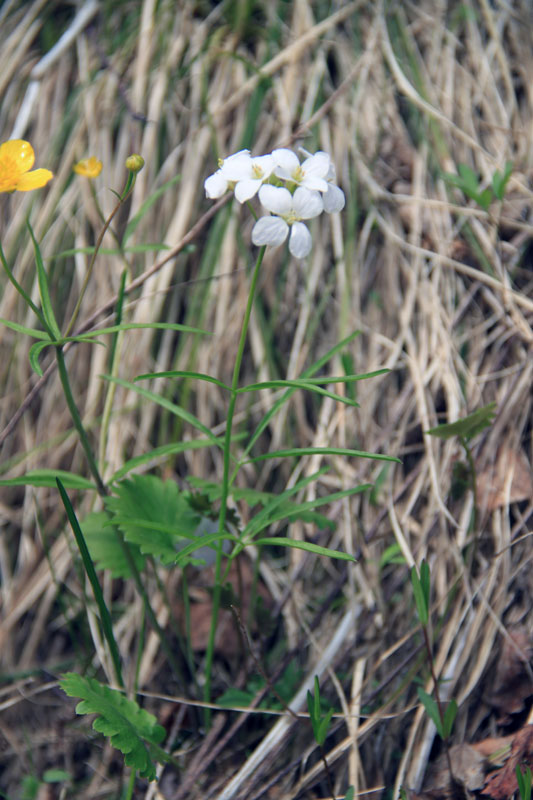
[15,169,54,191]
[73,156,102,178]
[0,139,52,193]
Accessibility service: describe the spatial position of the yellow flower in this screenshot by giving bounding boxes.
[73,156,103,178]
[0,140,53,193]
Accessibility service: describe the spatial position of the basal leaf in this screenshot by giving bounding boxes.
[82,512,145,578]
[60,673,165,781]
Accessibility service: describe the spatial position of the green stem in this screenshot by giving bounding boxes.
[55,346,107,495]
[203,245,266,720]
[125,768,136,800]
[64,175,136,338]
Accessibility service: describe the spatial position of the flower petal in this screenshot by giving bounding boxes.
[289,222,312,258]
[15,168,53,191]
[302,152,330,179]
[73,156,102,178]
[252,216,289,247]
[204,170,228,199]
[272,148,300,173]
[292,187,323,219]
[258,184,293,215]
[220,150,252,181]
[0,139,35,173]
[251,154,275,177]
[323,184,345,213]
[234,178,262,203]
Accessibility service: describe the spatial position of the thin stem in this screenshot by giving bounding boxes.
[64,175,136,338]
[421,625,455,784]
[203,245,266,721]
[55,346,107,495]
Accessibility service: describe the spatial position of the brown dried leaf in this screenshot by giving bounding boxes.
[477,447,533,511]
[423,744,487,796]
[487,626,533,722]
[482,725,533,799]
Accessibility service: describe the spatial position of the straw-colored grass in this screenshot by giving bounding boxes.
[1,1,532,798]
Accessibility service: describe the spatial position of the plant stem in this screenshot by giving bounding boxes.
[421,625,455,783]
[203,245,266,721]
[55,346,108,495]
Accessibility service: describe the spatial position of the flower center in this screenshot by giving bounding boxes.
[252,164,264,179]
[292,165,304,182]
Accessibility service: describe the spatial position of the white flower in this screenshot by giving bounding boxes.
[298,147,345,213]
[252,185,324,258]
[272,148,330,193]
[204,149,252,199]
[204,150,276,202]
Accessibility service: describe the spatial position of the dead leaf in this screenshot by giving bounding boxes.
[482,725,533,799]
[487,626,533,722]
[423,744,487,796]
[477,447,533,511]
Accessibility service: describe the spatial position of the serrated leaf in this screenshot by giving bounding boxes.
[60,673,165,781]
[0,469,95,489]
[82,512,146,577]
[426,402,496,441]
[27,221,61,340]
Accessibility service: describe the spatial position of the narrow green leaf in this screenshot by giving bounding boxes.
[318,708,334,745]
[420,559,431,611]
[443,699,457,738]
[57,480,123,687]
[0,241,46,323]
[102,376,221,448]
[0,317,50,339]
[410,565,428,625]
[248,447,401,464]
[417,688,443,737]
[253,537,356,561]
[345,787,355,800]
[109,438,222,483]
[0,469,95,489]
[27,221,61,339]
[426,403,496,441]
[243,330,362,459]
[80,321,211,338]
[477,187,493,211]
[136,370,230,391]
[457,163,479,192]
[237,379,360,408]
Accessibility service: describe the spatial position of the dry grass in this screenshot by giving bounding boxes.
[1,1,532,798]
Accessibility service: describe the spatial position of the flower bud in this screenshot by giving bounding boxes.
[125,154,144,173]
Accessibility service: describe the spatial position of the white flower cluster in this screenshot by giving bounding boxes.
[204,147,345,258]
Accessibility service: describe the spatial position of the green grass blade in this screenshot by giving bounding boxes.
[56,478,124,688]
[78,321,211,338]
[237,379,360,408]
[0,241,47,325]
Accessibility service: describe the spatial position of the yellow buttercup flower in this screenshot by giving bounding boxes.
[0,140,53,193]
[73,156,103,178]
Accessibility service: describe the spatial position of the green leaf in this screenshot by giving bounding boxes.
[109,438,223,483]
[457,163,479,191]
[28,337,104,377]
[248,447,401,464]
[344,788,355,800]
[410,564,428,625]
[476,187,493,212]
[102,376,221,448]
[57,480,123,687]
[426,402,496,441]
[0,469,95,489]
[443,698,457,738]
[27,221,61,340]
[516,764,532,800]
[42,769,71,783]
[379,542,406,568]
[417,688,443,738]
[0,317,50,339]
[82,512,145,578]
[253,537,356,561]
[306,676,334,746]
[237,379,360,408]
[79,321,210,338]
[136,370,230,391]
[492,161,513,201]
[60,673,165,781]
[420,559,430,611]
